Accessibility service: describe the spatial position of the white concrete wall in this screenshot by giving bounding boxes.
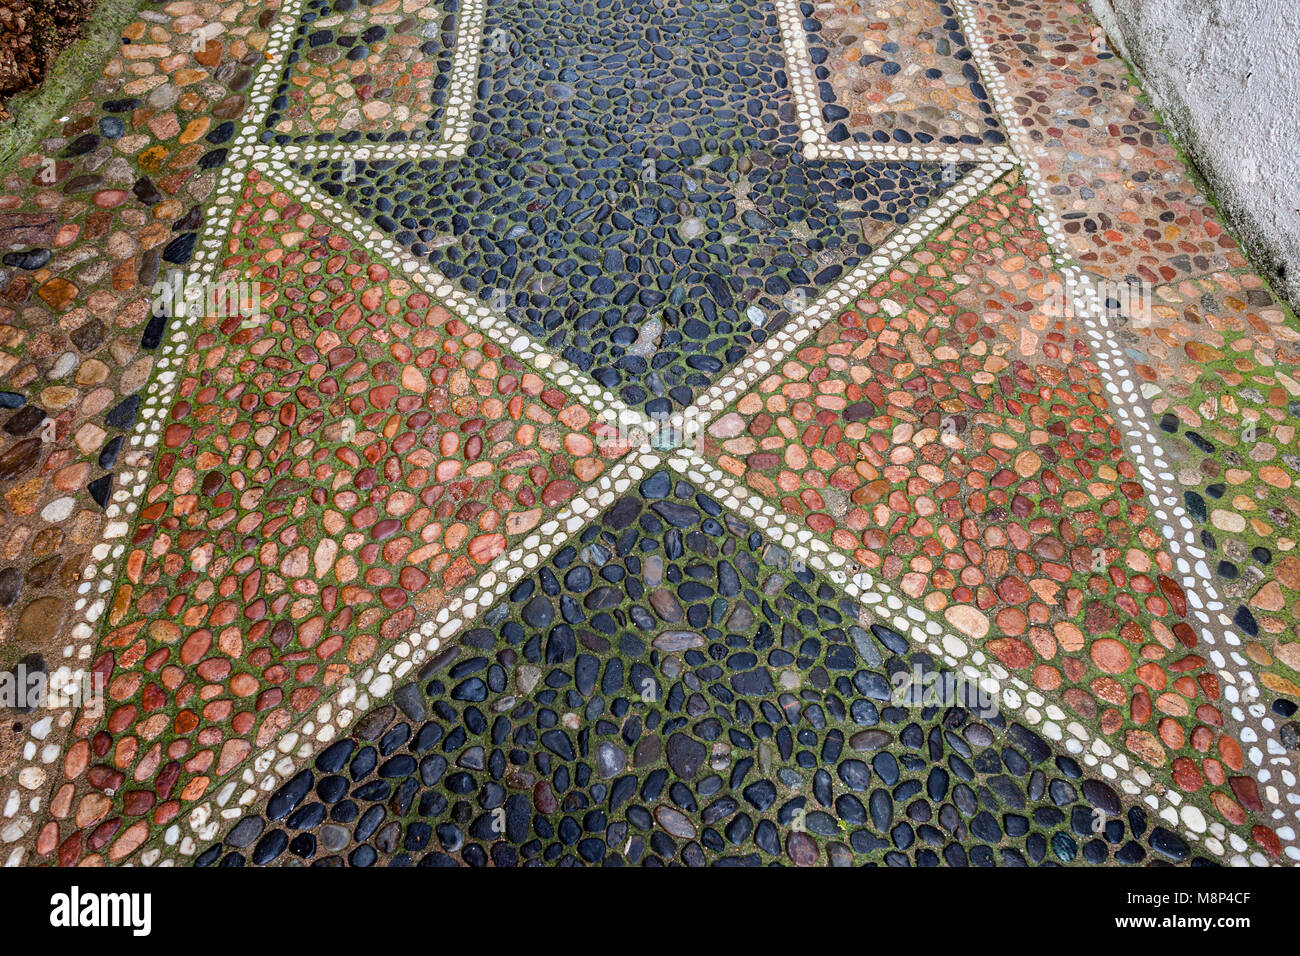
[1091,0,1300,309]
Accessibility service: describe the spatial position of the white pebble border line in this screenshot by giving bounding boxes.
[268,142,464,162]
[437,0,487,156]
[945,0,1072,261]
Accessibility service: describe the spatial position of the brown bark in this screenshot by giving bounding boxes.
[0,0,95,103]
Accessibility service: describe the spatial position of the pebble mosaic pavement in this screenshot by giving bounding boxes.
[0,0,1296,868]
